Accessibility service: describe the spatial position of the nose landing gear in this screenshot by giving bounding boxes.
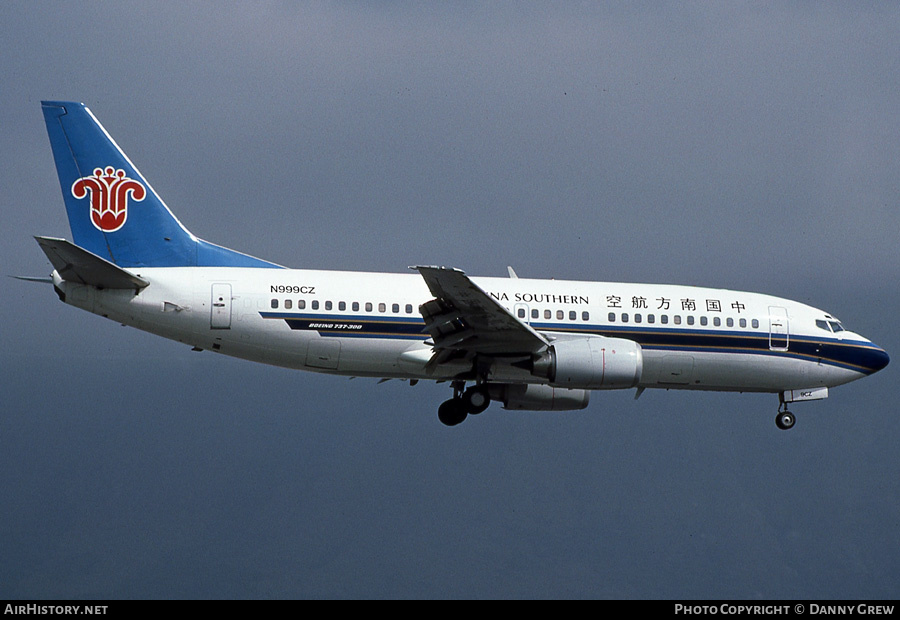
[775,405,796,430]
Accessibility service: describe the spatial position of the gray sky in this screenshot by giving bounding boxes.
[2,3,898,598]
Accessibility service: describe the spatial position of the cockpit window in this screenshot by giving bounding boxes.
[817,319,845,333]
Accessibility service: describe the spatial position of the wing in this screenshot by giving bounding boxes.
[413,266,548,369]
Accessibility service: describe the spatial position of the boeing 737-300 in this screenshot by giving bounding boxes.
[26,101,889,429]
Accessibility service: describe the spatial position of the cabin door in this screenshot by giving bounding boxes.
[768,306,789,351]
[211,283,233,330]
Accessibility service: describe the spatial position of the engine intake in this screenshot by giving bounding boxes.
[532,336,643,389]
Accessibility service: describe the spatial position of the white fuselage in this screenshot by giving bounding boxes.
[53,266,887,395]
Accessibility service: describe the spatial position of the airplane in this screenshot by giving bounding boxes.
[27,101,889,430]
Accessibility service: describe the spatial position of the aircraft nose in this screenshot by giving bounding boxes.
[864,344,890,374]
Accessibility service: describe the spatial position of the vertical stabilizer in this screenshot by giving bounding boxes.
[41,101,280,269]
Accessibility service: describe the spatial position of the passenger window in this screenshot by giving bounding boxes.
[635,313,642,323]
[582,311,590,321]
[531,309,539,319]
[339,301,346,311]
[365,302,373,312]
[284,299,292,310]
[739,318,747,328]
[352,302,359,312]
[661,315,669,325]
[674,316,682,325]
[726,317,733,327]
[647,314,655,324]
[687,316,695,326]
[556,310,564,320]
[713,317,720,327]
[700,316,708,326]
[751,319,759,329]
[608,312,616,322]
[622,313,629,323]
[378,303,386,313]
[544,310,551,319]
[518,308,526,318]
[406,304,413,314]
[392,303,400,313]
[325,301,333,311]
[298,300,306,310]
[312,300,319,310]
[271,299,278,309]
[569,311,576,321]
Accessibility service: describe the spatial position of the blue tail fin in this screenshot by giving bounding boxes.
[41,101,281,269]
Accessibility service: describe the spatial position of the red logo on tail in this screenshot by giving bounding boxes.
[71,167,146,233]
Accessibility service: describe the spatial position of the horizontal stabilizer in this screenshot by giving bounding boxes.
[34,236,149,290]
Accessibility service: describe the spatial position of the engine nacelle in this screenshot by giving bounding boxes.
[532,336,643,389]
[489,383,590,411]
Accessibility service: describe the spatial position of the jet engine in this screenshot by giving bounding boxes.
[531,336,643,389]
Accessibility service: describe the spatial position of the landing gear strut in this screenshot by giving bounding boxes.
[775,404,796,431]
[437,382,492,426]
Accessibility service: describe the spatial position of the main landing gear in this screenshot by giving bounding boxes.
[437,382,491,426]
[775,404,796,431]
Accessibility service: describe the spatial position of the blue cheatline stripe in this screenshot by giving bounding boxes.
[258,313,886,373]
